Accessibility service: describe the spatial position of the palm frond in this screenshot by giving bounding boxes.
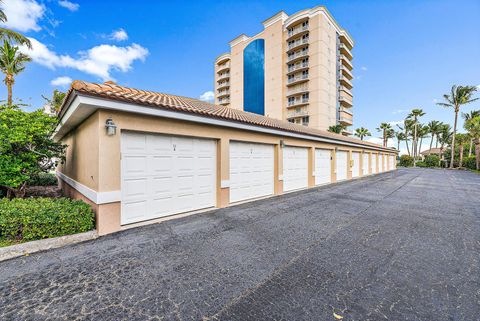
[0,28,32,49]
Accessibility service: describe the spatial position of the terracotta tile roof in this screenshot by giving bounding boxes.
[60,80,395,151]
[420,148,442,155]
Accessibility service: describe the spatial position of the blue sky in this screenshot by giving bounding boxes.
[1,0,479,152]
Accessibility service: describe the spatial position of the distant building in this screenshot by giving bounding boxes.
[213,6,354,135]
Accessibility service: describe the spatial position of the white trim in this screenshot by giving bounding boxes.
[262,11,288,28]
[56,94,395,154]
[229,34,250,47]
[56,171,121,205]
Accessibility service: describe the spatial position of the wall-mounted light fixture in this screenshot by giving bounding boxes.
[279,139,285,148]
[105,118,117,136]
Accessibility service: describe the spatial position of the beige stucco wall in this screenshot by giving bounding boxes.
[59,109,396,235]
[58,112,100,190]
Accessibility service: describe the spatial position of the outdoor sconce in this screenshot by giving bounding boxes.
[105,118,117,136]
[280,139,285,148]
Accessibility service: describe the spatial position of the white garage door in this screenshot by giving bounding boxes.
[121,132,216,225]
[372,154,378,174]
[362,153,369,176]
[382,154,387,172]
[283,146,309,192]
[351,152,361,178]
[389,155,395,170]
[336,151,348,181]
[315,149,331,185]
[230,141,274,203]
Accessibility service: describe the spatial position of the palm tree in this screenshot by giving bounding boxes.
[407,109,425,162]
[395,131,406,152]
[462,110,480,156]
[455,133,469,168]
[437,85,479,168]
[397,118,414,156]
[354,127,371,140]
[464,116,480,170]
[427,120,441,154]
[0,40,31,106]
[328,124,346,134]
[386,128,395,147]
[376,122,392,147]
[0,1,31,48]
[42,89,66,114]
[438,124,452,167]
[416,124,429,156]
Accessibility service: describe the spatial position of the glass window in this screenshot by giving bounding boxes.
[243,39,265,115]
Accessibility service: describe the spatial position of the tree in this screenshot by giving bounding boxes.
[328,124,346,134]
[354,127,371,140]
[437,85,478,168]
[397,119,414,156]
[395,131,406,151]
[376,122,392,147]
[416,124,429,156]
[0,107,66,198]
[0,40,31,106]
[462,110,480,156]
[407,109,425,162]
[427,120,441,154]
[0,1,32,49]
[42,89,66,114]
[464,116,480,170]
[438,124,452,167]
[455,133,469,168]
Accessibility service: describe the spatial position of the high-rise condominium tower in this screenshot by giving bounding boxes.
[214,6,354,135]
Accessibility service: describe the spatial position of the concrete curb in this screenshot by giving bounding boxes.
[0,230,98,262]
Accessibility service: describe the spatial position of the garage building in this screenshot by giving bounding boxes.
[55,81,398,235]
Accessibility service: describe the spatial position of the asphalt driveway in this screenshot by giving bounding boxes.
[1,168,479,321]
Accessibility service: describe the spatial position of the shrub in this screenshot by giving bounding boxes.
[399,155,414,167]
[0,198,94,243]
[0,107,66,197]
[464,156,477,170]
[416,161,428,167]
[27,172,58,186]
[424,155,440,167]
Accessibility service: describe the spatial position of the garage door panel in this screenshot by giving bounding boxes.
[372,154,378,173]
[122,201,147,224]
[315,149,331,185]
[362,154,369,175]
[284,146,309,192]
[336,151,348,181]
[352,152,360,178]
[121,132,216,225]
[124,133,147,153]
[229,142,274,203]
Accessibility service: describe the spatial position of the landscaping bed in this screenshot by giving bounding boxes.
[0,198,95,247]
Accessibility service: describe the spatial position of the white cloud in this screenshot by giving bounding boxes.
[50,76,72,87]
[366,136,395,148]
[58,0,79,12]
[20,38,149,80]
[476,84,480,89]
[360,66,368,71]
[433,98,438,103]
[110,28,128,41]
[388,120,404,126]
[199,91,214,102]
[392,109,409,114]
[0,0,45,32]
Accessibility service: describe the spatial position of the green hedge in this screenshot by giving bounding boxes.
[464,156,477,170]
[0,198,95,243]
[399,155,414,167]
[424,155,440,167]
[27,172,58,186]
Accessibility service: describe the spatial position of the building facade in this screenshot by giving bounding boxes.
[214,6,354,135]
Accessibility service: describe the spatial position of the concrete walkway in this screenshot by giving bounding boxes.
[1,168,479,320]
